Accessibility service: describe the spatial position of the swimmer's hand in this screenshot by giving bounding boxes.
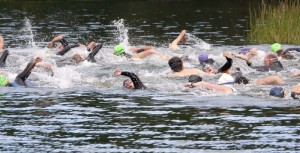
[184,83,194,88]
[114,69,122,76]
[36,61,53,70]
[47,42,53,48]
[291,71,300,78]
[223,52,233,58]
[33,56,42,63]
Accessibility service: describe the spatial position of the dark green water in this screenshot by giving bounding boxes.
[1,0,252,46]
[0,0,299,152]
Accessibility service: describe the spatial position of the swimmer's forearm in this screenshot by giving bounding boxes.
[17,59,36,81]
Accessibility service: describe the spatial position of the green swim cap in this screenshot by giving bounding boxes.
[271,43,281,52]
[114,44,124,56]
[0,75,8,86]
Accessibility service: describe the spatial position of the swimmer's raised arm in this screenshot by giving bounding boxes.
[169,30,187,51]
[0,50,9,67]
[14,56,42,86]
[114,69,146,90]
[218,52,233,73]
[48,35,64,48]
[0,36,4,51]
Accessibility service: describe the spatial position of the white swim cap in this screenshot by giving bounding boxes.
[218,73,234,85]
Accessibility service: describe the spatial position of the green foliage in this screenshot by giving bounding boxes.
[249,0,300,44]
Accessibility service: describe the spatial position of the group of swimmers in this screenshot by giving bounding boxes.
[1,29,300,99]
[113,30,300,99]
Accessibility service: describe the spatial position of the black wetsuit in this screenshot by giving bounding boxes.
[59,38,69,48]
[0,50,9,67]
[56,44,80,56]
[291,92,300,99]
[121,71,146,90]
[86,44,102,63]
[251,61,284,72]
[285,48,300,52]
[218,57,232,73]
[201,58,215,66]
[9,58,37,87]
[122,52,133,59]
[55,38,80,56]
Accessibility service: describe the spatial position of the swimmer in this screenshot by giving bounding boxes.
[114,69,146,90]
[0,56,42,87]
[235,51,284,72]
[197,52,218,75]
[168,56,210,77]
[269,85,300,99]
[184,75,203,88]
[198,51,215,66]
[0,49,9,67]
[169,30,187,51]
[184,77,235,93]
[234,69,284,85]
[71,44,103,63]
[114,44,167,60]
[185,52,236,93]
[231,48,284,72]
[232,48,258,66]
[271,43,300,60]
[48,35,97,56]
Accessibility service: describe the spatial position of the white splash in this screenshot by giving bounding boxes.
[20,17,37,48]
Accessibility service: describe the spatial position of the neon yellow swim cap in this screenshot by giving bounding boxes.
[114,44,124,56]
[271,43,281,52]
[0,75,8,86]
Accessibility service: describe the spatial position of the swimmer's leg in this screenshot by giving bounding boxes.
[87,44,102,63]
[0,50,9,67]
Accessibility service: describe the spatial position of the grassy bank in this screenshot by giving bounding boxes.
[249,0,300,44]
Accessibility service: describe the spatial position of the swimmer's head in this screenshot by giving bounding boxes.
[276,49,294,60]
[114,44,125,56]
[168,56,183,72]
[188,75,202,83]
[0,75,8,86]
[202,64,215,73]
[269,87,285,98]
[271,43,281,52]
[198,51,208,64]
[72,54,85,63]
[123,79,134,89]
[234,75,249,84]
[218,73,234,85]
[263,53,278,66]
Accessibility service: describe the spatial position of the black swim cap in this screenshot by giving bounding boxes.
[188,75,202,83]
[168,57,183,72]
[291,92,300,99]
[269,87,284,98]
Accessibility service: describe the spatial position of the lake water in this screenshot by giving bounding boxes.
[0,0,299,152]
